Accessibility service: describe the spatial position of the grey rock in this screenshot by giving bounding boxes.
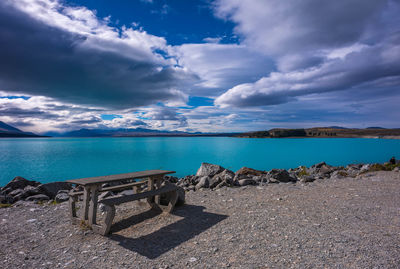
[209,176,222,189]
[195,176,210,190]
[0,194,15,204]
[313,162,327,169]
[215,181,229,189]
[26,194,50,201]
[196,163,225,177]
[238,178,257,186]
[9,188,24,197]
[346,163,362,170]
[98,191,113,200]
[269,169,297,183]
[300,176,316,183]
[178,175,199,187]
[13,186,42,202]
[37,182,72,199]
[1,177,41,195]
[210,169,235,188]
[393,167,400,172]
[235,167,266,178]
[259,175,270,183]
[120,190,134,196]
[186,185,195,191]
[164,175,179,183]
[319,165,334,175]
[176,186,185,206]
[55,191,70,203]
[252,175,263,182]
[360,164,371,173]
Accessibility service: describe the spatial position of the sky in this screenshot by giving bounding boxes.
[0,0,399,134]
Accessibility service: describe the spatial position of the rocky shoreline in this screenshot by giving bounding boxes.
[1,157,400,207]
[1,168,400,268]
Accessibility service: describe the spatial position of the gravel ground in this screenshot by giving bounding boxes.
[1,171,400,268]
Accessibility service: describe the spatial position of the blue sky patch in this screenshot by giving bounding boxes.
[0,95,30,100]
[101,114,123,121]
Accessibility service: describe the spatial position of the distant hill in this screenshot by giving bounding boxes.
[0,121,41,137]
[44,128,237,137]
[327,126,349,129]
[237,127,400,138]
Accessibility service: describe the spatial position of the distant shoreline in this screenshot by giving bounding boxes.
[1,135,400,139]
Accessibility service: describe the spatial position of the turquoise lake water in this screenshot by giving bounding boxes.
[1,137,400,186]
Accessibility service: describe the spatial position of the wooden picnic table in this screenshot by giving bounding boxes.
[66,170,175,234]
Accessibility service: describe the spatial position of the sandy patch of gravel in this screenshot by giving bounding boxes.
[1,171,400,268]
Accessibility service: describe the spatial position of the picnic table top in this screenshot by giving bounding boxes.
[66,169,175,186]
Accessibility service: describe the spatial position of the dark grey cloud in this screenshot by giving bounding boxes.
[12,121,35,127]
[0,1,195,109]
[128,120,148,126]
[215,0,389,55]
[215,0,400,109]
[70,117,102,125]
[0,107,60,119]
[216,33,400,108]
[144,106,188,127]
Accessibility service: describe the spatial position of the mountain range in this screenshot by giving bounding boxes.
[44,128,203,137]
[0,121,41,137]
[0,120,396,138]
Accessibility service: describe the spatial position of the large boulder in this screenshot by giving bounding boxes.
[268,169,297,183]
[209,169,235,189]
[196,163,225,178]
[36,182,72,199]
[195,176,210,190]
[318,164,334,175]
[12,185,42,202]
[1,176,40,195]
[235,167,266,178]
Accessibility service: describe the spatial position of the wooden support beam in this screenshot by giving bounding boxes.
[88,185,99,225]
[155,175,162,205]
[82,186,91,220]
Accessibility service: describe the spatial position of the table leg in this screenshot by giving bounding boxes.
[148,176,154,191]
[83,186,91,221]
[155,176,162,205]
[88,185,99,226]
[147,176,159,210]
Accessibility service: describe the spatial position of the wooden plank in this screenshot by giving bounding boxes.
[101,184,178,206]
[66,170,175,186]
[69,181,148,197]
[100,181,146,192]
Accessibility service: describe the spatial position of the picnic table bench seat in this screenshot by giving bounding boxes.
[93,184,178,235]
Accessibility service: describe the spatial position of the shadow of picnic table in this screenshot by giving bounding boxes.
[109,204,228,259]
